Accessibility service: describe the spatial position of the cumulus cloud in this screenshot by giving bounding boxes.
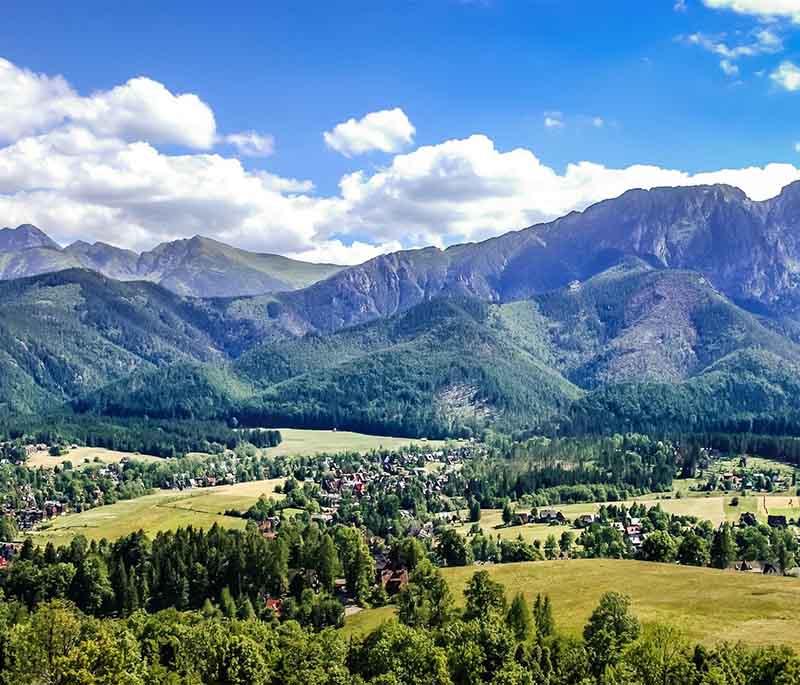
[323,108,415,157]
[0,58,217,148]
[224,131,275,157]
[2,58,800,267]
[702,0,800,22]
[771,60,800,90]
[325,134,800,247]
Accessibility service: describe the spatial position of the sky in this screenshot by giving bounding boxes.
[1,0,800,264]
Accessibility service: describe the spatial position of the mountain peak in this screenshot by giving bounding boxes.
[0,224,61,252]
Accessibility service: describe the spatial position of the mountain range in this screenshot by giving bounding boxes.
[5,181,800,436]
[0,226,342,298]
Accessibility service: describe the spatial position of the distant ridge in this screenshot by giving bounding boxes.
[0,226,343,297]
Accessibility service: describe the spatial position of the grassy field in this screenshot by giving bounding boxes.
[28,478,285,548]
[258,428,449,456]
[25,447,164,469]
[344,559,800,649]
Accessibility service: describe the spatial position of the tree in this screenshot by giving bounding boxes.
[559,531,575,557]
[619,623,695,685]
[220,586,237,619]
[469,497,482,523]
[640,530,677,563]
[393,537,426,572]
[354,621,451,685]
[502,501,514,526]
[677,531,710,567]
[335,527,374,605]
[0,515,18,542]
[397,559,453,629]
[544,534,558,560]
[533,594,554,638]
[437,528,473,567]
[583,592,641,677]
[464,570,507,622]
[315,534,340,593]
[506,592,534,642]
[710,523,735,569]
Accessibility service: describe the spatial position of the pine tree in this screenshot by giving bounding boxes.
[237,596,256,621]
[533,593,554,637]
[220,586,237,619]
[468,497,482,523]
[316,534,340,593]
[710,523,735,569]
[506,592,535,642]
[126,569,140,614]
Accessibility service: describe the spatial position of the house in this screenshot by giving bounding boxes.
[513,512,530,526]
[768,515,788,528]
[577,514,597,528]
[535,509,566,525]
[264,598,283,617]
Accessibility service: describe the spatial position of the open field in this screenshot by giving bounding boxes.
[27,478,285,548]
[259,428,449,456]
[25,447,165,469]
[344,559,800,649]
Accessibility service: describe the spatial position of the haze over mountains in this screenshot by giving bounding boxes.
[5,181,800,436]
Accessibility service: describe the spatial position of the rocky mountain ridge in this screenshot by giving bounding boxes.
[0,228,343,298]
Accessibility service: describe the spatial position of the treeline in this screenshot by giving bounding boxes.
[579,503,799,572]
[1,521,374,630]
[0,413,280,459]
[1,570,799,684]
[452,434,677,507]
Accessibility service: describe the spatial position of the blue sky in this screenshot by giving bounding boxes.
[1,0,800,262]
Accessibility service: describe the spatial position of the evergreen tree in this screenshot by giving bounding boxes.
[533,593,554,638]
[710,523,735,569]
[220,586,237,619]
[506,592,535,642]
[469,497,482,523]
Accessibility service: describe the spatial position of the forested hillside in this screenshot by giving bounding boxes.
[8,184,800,437]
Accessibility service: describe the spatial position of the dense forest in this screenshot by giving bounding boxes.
[1,568,798,684]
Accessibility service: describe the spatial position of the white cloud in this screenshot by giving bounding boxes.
[771,60,800,90]
[683,29,783,79]
[323,108,415,157]
[702,0,800,22]
[720,59,740,76]
[289,239,403,265]
[325,134,800,248]
[591,117,605,128]
[0,59,217,148]
[544,112,565,128]
[224,131,275,157]
[674,0,688,11]
[795,142,800,152]
[2,58,800,269]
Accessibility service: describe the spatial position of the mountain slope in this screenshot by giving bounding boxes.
[0,269,269,414]
[269,182,800,336]
[0,226,344,297]
[76,298,583,436]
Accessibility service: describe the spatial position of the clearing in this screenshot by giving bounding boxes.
[258,428,449,456]
[344,558,800,649]
[27,478,285,548]
[25,446,164,469]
